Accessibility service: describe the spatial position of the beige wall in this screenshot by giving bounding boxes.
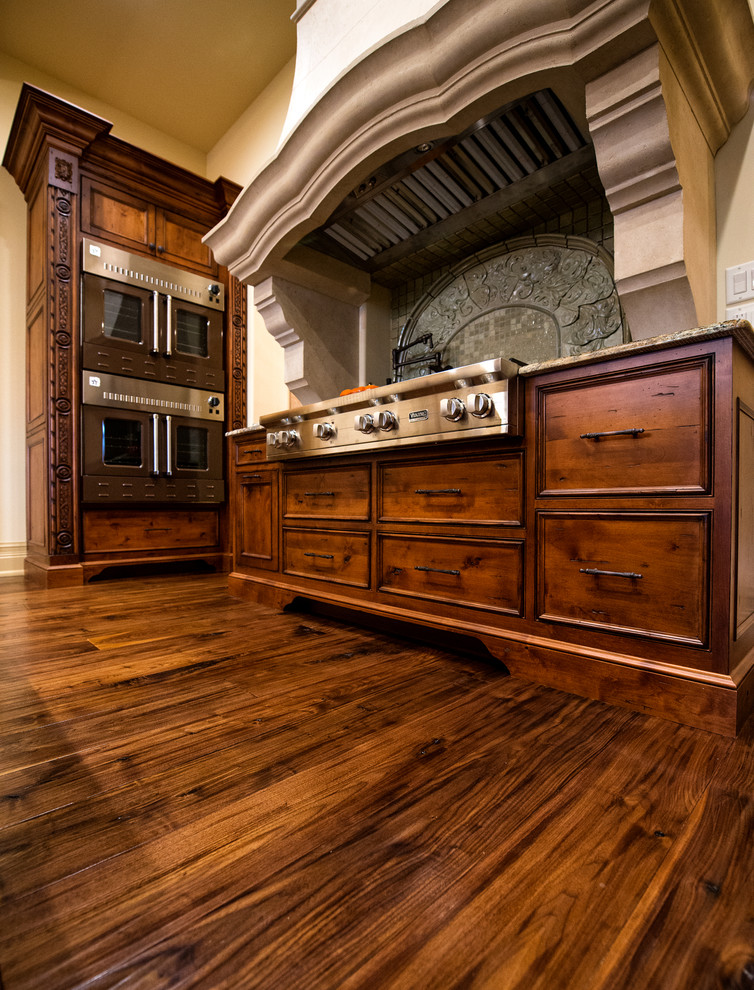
[716,90,754,321]
[207,59,295,426]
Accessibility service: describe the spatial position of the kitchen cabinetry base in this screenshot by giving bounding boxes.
[82,551,230,583]
[24,556,86,589]
[25,550,229,588]
[227,570,752,737]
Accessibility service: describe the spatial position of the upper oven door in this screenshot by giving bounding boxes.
[82,272,224,391]
[165,295,224,390]
[82,273,156,381]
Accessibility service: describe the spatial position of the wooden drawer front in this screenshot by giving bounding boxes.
[283,529,370,587]
[539,360,710,495]
[83,509,218,552]
[284,466,370,520]
[235,438,267,467]
[379,535,523,615]
[538,513,709,645]
[380,454,523,525]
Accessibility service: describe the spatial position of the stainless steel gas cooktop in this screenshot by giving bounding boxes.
[261,357,522,459]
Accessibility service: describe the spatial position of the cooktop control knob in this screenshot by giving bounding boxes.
[278,429,300,449]
[354,413,375,434]
[267,432,280,449]
[376,410,397,432]
[314,422,336,441]
[468,392,493,418]
[440,397,465,422]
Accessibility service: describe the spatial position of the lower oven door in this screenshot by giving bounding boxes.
[82,406,224,503]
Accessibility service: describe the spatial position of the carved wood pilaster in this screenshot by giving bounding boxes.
[48,177,79,557]
[228,275,247,431]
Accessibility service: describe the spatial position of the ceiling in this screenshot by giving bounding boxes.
[0,0,297,152]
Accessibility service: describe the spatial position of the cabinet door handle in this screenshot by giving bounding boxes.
[415,565,461,576]
[304,491,335,497]
[304,552,334,560]
[580,568,643,579]
[415,488,462,495]
[580,428,645,440]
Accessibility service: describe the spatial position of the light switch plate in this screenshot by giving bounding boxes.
[725,262,754,304]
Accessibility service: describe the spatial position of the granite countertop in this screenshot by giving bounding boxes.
[226,424,263,438]
[518,319,754,376]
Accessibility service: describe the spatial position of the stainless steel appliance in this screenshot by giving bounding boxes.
[80,239,227,505]
[81,372,225,503]
[262,357,522,460]
[81,238,225,391]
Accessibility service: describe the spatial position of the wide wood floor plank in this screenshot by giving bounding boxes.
[586,718,754,990]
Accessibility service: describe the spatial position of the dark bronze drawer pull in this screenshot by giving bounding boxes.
[415,565,461,576]
[304,552,335,560]
[580,567,643,579]
[580,428,645,440]
[250,473,262,480]
[415,488,462,495]
[304,491,335,497]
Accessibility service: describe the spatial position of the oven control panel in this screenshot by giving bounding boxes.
[82,371,224,422]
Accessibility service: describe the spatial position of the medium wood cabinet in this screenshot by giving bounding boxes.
[80,177,218,276]
[228,325,754,736]
[231,431,279,573]
[3,84,246,585]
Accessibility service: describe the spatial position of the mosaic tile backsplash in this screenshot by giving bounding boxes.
[392,232,626,380]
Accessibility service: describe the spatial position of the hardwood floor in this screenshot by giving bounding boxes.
[1,571,753,990]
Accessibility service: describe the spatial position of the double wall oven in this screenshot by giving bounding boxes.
[81,239,226,503]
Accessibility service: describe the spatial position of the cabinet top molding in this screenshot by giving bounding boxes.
[2,84,241,216]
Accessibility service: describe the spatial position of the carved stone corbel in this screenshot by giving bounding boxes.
[254,276,360,403]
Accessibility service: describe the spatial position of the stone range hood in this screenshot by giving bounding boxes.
[205,0,754,403]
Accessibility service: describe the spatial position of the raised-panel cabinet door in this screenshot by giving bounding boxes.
[157,210,217,276]
[81,178,154,253]
[236,472,279,572]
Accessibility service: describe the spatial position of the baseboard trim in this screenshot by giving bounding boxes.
[0,542,27,577]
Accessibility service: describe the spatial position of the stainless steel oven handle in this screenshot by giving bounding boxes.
[165,415,172,476]
[165,295,173,357]
[151,414,160,475]
[151,292,159,354]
